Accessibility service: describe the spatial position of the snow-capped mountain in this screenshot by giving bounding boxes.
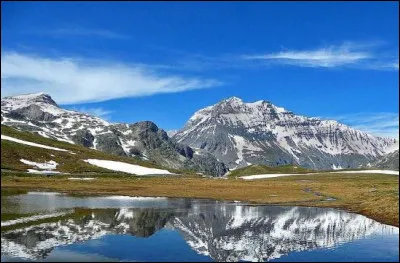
[1,205,397,261]
[173,97,398,170]
[1,93,227,176]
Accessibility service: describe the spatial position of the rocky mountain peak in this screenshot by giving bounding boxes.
[134,121,160,132]
[2,92,58,108]
[221,96,243,104]
[174,98,398,170]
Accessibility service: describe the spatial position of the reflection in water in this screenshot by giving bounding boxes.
[1,192,399,262]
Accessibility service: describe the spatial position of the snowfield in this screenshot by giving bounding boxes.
[1,135,74,154]
[68,177,96,181]
[83,159,173,175]
[20,159,58,170]
[19,159,63,174]
[240,173,315,180]
[240,170,399,180]
[330,170,399,175]
[27,169,63,174]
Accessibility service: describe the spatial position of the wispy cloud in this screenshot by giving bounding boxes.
[241,42,398,70]
[366,59,399,71]
[37,27,131,39]
[69,107,114,120]
[323,112,399,139]
[0,51,221,104]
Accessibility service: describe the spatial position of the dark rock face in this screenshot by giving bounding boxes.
[119,121,227,175]
[175,144,194,159]
[185,153,228,176]
[71,130,95,148]
[373,150,399,170]
[6,105,56,122]
[1,93,227,176]
[95,133,127,157]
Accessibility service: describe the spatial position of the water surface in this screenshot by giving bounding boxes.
[1,190,398,262]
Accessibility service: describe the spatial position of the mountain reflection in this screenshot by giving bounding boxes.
[1,203,398,262]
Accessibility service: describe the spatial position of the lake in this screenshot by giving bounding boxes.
[1,190,399,262]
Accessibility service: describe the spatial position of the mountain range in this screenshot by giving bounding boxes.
[1,93,398,175]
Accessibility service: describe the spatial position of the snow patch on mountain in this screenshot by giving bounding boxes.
[83,159,173,175]
[1,135,74,153]
[330,169,399,175]
[20,159,58,170]
[27,169,63,174]
[68,177,96,181]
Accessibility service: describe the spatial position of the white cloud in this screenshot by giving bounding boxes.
[70,107,114,120]
[324,112,399,139]
[37,27,131,39]
[1,51,221,104]
[242,42,398,70]
[367,59,399,70]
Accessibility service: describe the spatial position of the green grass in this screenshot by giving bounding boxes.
[228,164,314,177]
[1,125,195,176]
[1,212,36,221]
[227,163,391,177]
[0,187,28,196]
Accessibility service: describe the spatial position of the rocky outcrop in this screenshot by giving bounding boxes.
[71,129,94,148]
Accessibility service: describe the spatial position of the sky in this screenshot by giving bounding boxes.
[1,1,399,138]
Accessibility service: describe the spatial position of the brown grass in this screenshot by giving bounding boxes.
[1,172,398,227]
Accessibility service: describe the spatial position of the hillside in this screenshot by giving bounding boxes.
[1,93,227,176]
[228,164,314,177]
[1,125,190,176]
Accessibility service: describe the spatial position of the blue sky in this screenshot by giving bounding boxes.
[1,1,399,138]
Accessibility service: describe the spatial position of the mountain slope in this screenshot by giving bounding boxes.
[1,125,182,175]
[373,150,399,171]
[173,97,397,170]
[1,93,227,176]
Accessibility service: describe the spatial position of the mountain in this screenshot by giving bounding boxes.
[373,150,399,170]
[173,97,397,170]
[1,93,227,176]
